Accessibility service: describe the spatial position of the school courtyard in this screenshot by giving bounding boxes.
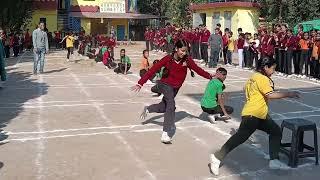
[0,42,320,180]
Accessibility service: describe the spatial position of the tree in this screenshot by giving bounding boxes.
[0,0,33,31]
[137,0,207,27]
[259,0,320,27]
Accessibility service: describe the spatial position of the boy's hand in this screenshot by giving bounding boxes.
[131,84,141,93]
[288,91,300,99]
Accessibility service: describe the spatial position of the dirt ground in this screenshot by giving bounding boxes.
[0,42,320,180]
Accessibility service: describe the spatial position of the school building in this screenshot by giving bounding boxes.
[190,0,261,36]
[28,0,158,40]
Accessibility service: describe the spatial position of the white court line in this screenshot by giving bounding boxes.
[7,120,202,136]
[35,75,45,180]
[70,72,157,179]
[9,125,205,142]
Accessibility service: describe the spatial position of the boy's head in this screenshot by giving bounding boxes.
[216,67,227,82]
[143,49,149,58]
[120,49,126,57]
[153,59,159,65]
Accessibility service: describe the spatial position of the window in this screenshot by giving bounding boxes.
[212,12,220,31]
[224,11,232,31]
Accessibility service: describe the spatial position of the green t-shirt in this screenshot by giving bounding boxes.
[201,79,223,108]
[101,47,107,55]
[121,56,131,64]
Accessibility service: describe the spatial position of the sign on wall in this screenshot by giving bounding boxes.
[100,0,126,13]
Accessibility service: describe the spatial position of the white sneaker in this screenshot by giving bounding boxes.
[161,131,171,144]
[140,106,149,120]
[209,154,221,175]
[269,159,289,170]
[287,75,293,78]
[302,75,307,79]
[208,115,216,123]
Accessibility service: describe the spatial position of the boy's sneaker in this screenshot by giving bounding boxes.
[269,159,289,170]
[209,154,221,175]
[208,114,219,123]
[140,106,149,120]
[161,131,171,144]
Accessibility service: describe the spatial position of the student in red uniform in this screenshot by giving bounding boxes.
[294,25,304,75]
[222,28,230,65]
[260,29,269,58]
[266,31,276,59]
[284,29,296,76]
[278,24,288,74]
[144,27,150,50]
[237,33,245,68]
[274,24,282,72]
[200,25,211,65]
[131,40,214,144]
[102,46,116,69]
[193,28,201,60]
[24,29,31,50]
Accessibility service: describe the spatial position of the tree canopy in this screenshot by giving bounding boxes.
[0,0,33,31]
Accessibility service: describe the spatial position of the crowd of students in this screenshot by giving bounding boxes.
[144,23,320,81]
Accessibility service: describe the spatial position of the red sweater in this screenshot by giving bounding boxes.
[138,55,212,88]
[200,30,211,43]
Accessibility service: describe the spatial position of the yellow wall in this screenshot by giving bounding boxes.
[81,18,91,35]
[27,10,57,32]
[195,7,259,37]
[110,19,129,36]
[236,8,259,35]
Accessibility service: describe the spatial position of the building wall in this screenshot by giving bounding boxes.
[110,19,129,36]
[194,7,259,37]
[72,0,100,6]
[27,10,58,32]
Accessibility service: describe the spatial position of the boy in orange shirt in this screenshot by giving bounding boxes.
[299,32,311,77]
[139,49,151,77]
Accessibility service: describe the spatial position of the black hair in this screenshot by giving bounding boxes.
[225,28,230,32]
[217,23,221,27]
[216,67,227,75]
[153,59,159,65]
[256,57,276,76]
[120,49,125,53]
[143,49,149,54]
[172,39,190,57]
[238,28,243,32]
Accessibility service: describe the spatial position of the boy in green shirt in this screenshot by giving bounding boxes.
[114,49,131,74]
[201,67,233,123]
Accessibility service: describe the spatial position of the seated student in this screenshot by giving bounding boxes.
[102,46,116,69]
[139,49,151,77]
[201,67,233,123]
[95,45,107,63]
[114,49,131,74]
